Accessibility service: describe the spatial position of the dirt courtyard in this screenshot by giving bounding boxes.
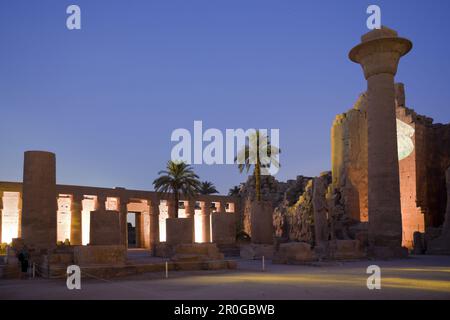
[1,255,450,300]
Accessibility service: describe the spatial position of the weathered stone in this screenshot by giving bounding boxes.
[330,240,365,260]
[89,210,121,245]
[211,213,236,245]
[21,151,57,249]
[273,242,315,264]
[240,244,275,260]
[443,167,450,232]
[350,27,411,251]
[166,218,194,245]
[412,231,425,255]
[313,174,330,248]
[73,245,126,265]
[250,201,274,244]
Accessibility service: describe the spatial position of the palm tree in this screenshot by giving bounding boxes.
[153,160,201,218]
[228,185,241,197]
[235,130,280,201]
[199,181,219,195]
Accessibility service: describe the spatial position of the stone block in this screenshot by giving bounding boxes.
[240,244,275,260]
[368,246,408,259]
[73,245,126,265]
[250,201,274,244]
[331,240,366,260]
[211,213,236,245]
[166,218,194,246]
[273,242,315,264]
[21,151,57,249]
[89,210,121,245]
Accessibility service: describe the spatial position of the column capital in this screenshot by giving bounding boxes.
[184,200,195,218]
[148,198,160,216]
[349,27,412,79]
[200,200,211,216]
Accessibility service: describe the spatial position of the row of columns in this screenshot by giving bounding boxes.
[65,194,233,247]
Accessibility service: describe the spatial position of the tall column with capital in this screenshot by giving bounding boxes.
[119,197,129,247]
[70,194,83,245]
[184,200,195,218]
[166,198,177,218]
[200,200,211,243]
[349,27,412,252]
[149,198,160,253]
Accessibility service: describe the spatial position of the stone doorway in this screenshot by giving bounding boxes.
[127,212,140,248]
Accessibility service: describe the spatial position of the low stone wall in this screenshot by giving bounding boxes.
[240,244,275,260]
[330,240,366,260]
[73,245,126,265]
[273,242,315,264]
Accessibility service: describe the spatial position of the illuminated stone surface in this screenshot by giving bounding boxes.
[1,192,20,244]
[397,119,415,161]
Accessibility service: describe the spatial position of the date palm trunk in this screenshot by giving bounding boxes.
[255,161,261,202]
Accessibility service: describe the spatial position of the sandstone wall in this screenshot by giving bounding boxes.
[331,83,450,248]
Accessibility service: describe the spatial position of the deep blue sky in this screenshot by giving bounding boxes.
[1,0,449,194]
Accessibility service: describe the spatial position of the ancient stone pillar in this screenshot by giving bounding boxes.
[149,198,160,250]
[70,194,83,246]
[96,195,106,212]
[135,212,142,248]
[184,200,195,218]
[217,201,226,214]
[166,198,177,218]
[119,197,129,247]
[21,151,57,249]
[349,27,412,252]
[200,200,211,243]
[313,175,329,248]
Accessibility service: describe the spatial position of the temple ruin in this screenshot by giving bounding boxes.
[1,27,450,279]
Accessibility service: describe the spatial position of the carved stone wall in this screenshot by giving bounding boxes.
[331,83,450,248]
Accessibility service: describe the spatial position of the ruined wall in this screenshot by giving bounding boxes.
[331,83,450,248]
[331,93,368,222]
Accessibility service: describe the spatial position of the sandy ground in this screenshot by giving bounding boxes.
[1,255,450,300]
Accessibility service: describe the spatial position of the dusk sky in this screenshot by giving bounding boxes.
[1,0,450,194]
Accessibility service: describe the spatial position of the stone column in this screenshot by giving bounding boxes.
[166,198,177,218]
[21,151,57,249]
[200,201,211,243]
[96,195,106,212]
[149,198,160,253]
[313,175,329,249]
[184,200,195,218]
[70,194,83,246]
[135,212,142,247]
[217,201,226,214]
[349,27,412,252]
[119,197,129,247]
